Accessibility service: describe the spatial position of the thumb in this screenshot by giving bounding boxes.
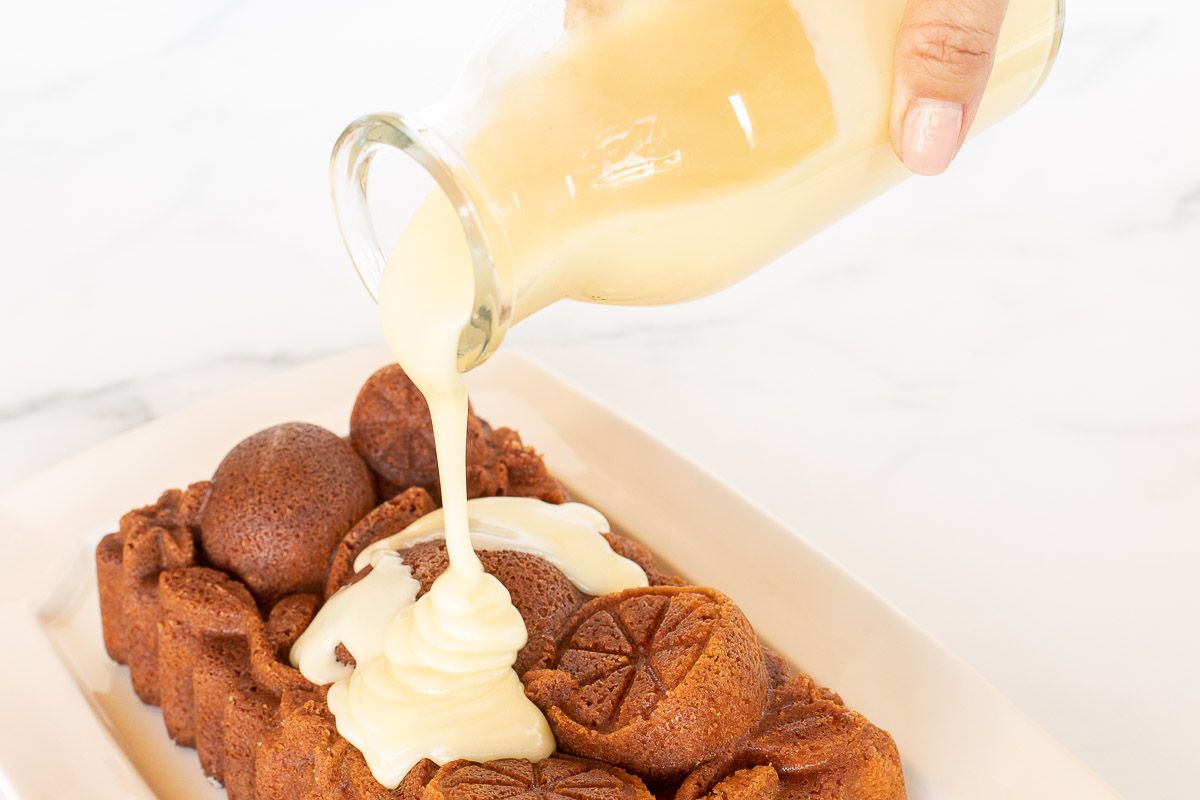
[890,0,1008,175]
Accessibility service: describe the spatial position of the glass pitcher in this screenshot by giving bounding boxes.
[332,0,1064,371]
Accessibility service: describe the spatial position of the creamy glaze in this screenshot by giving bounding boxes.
[314,0,1059,787]
[291,497,647,787]
[355,497,649,595]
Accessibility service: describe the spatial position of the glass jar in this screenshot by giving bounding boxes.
[332,0,1065,371]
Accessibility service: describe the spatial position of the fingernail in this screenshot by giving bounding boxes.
[902,99,964,175]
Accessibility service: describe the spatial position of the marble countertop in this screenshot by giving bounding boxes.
[2,1,1197,798]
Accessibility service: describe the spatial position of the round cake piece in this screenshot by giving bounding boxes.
[522,586,769,781]
[200,422,375,604]
[423,756,653,800]
[349,365,499,501]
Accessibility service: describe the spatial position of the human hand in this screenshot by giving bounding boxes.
[890,0,1009,175]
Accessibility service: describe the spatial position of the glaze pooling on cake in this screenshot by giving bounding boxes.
[93,364,906,800]
[294,362,649,787]
[324,561,554,788]
[290,496,649,787]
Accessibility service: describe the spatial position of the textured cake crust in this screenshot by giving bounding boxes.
[200,422,376,605]
[96,482,210,705]
[350,365,566,504]
[522,587,770,782]
[94,365,905,800]
[674,671,906,800]
[423,756,654,800]
[323,487,439,597]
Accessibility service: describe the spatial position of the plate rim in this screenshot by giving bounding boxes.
[0,347,1124,800]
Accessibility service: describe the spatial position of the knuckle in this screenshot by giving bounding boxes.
[900,20,996,75]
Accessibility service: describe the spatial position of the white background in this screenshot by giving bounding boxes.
[1,1,1197,798]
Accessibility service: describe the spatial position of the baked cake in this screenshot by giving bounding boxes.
[96,364,906,800]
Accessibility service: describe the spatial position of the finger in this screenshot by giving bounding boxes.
[890,0,1008,175]
[565,0,628,28]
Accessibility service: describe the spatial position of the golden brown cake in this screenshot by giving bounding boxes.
[323,487,439,597]
[350,365,566,503]
[674,673,905,800]
[200,421,376,604]
[423,756,654,800]
[96,482,210,705]
[94,364,905,800]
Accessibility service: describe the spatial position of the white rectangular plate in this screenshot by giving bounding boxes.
[0,348,1121,800]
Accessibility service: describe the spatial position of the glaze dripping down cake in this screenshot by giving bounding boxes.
[95,365,906,800]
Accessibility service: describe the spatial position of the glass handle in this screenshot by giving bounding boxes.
[330,113,410,301]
